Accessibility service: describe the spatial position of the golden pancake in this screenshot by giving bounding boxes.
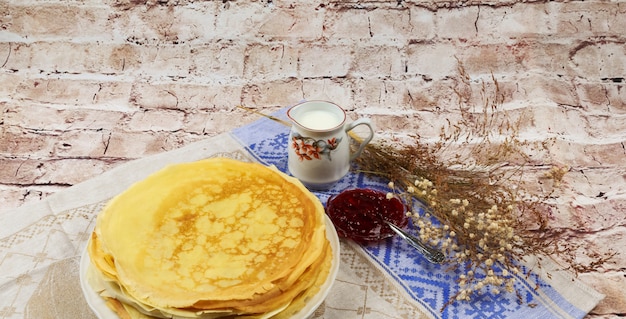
[88,241,332,319]
[88,235,332,318]
[87,158,331,318]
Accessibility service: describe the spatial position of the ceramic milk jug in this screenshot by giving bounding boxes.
[287,100,374,189]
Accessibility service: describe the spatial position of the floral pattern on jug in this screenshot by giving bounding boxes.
[292,133,342,161]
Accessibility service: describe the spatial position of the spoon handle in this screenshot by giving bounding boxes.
[386,222,446,264]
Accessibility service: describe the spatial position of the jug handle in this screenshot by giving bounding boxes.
[345,118,374,161]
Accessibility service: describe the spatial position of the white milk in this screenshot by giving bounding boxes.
[297,110,342,130]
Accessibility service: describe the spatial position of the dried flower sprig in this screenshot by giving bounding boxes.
[360,136,529,306]
[354,65,616,308]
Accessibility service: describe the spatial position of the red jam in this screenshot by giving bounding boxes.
[326,188,408,243]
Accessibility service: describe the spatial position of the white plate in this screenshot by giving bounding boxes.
[80,215,341,319]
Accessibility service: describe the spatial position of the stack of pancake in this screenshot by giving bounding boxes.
[86,158,333,319]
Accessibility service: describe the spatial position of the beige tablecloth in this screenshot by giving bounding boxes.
[0,133,431,319]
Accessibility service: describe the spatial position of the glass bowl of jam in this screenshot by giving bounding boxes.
[325,188,408,243]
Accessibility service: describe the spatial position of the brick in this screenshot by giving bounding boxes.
[0,127,144,160]
[103,130,204,158]
[580,270,626,315]
[137,44,193,78]
[583,112,626,139]
[243,44,299,81]
[515,74,579,107]
[183,110,225,135]
[2,42,141,75]
[570,40,626,79]
[551,2,626,36]
[547,139,626,168]
[605,83,626,114]
[565,168,626,203]
[301,78,354,109]
[91,131,146,158]
[4,4,114,41]
[512,104,591,139]
[558,225,626,267]
[462,76,530,109]
[215,3,323,40]
[127,109,186,132]
[403,0,496,10]
[380,111,451,140]
[258,7,325,40]
[130,83,178,109]
[213,2,274,39]
[405,78,465,112]
[583,142,626,167]
[352,45,405,78]
[13,78,133,110]
[459,43,528,75]
[113,3,218,44]
[476,3,553,40]
[0,127,54,158]
[352,78,418,110]
[130,82,243,111]
[406,42,458,79]
[325,6,430,42]
[2,34,239,80]
[52,130,114,158]
[182,110,211,135]
[460,41,580,78]
[241,79,304,107]
[408,7,437,40]
[103,42,244,80]
[40,129,163,159]
[0,73,21,96]
[362,112,420,135]
[298,45,352,78]
[2,103,125,131]
[199,109,276,135]
[190,42,246,79]
[0,159,45,185]
[576,82,611,112]
[576,82,626,114]
[322,7,371,39]
[0,158,120,185]
[435,6,479,40]
[457,41,572,77]
[523,41,574,76]
[555,192,626,232]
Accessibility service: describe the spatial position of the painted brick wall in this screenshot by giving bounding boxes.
[1,0,625,316]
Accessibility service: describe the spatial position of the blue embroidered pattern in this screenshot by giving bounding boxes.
[231,109,588,319]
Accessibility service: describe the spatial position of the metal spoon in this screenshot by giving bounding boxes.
[385,221,446,264]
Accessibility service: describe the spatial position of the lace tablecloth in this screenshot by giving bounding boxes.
[0,111,604,319]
